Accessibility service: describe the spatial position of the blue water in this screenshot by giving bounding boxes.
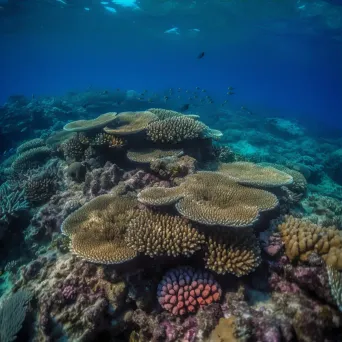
[1,0,342,132]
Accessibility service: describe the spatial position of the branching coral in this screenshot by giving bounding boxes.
[104,111,158,135]
[61,194,138,264]
[204,230,261,276]
[0,290,32,342]
[12,146,52,172]
[125,210,205,257]
[127,148,183,163]
[63,112,117,132]
[146,116,207,143]
[148,108,200,120]
[24,169,57,204]
[217,162,293,188]
[61,136,86,162]
[0,182,28,224]
[138,172,279,228]
[17,138,45,154]
[78,132,125,148]
[279,215,342,270]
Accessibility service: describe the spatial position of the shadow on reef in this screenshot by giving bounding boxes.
[0,99,341,342]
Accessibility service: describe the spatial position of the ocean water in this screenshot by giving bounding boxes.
[1,1,342,341]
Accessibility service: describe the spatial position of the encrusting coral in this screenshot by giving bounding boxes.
[127,148,183,163]
[204,230,261,276]
[138,171,279,227]
[157,266,222,315]
[61,194,138,264]
[279,215,342,270]
[217,162,293,188]
[104,111,158,135]
[125,210,205,257]
[63,112,117,132]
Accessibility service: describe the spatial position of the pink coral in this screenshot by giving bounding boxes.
[157,266,222,316]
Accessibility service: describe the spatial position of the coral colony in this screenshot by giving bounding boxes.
[0,95,342,342]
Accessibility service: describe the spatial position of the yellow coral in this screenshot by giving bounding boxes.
[61,195,138,264]
[204,230,261,276]
[126,210,205,257]
[138,172,278,228]
[127,148,183,163]
[104,111,158,135]
[217,162,293,187]
[279,215,342,270]
[63,112,117,132]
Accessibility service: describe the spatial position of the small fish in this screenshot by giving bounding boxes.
[195,87,200,90]
[116,88,120,91]
[227,91,235,95]
[197,52,205,59]
[228,86,234,90]
[180,104,190,111]
[202,89,206,92]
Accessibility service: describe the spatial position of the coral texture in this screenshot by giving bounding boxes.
[157,266,222,315]
[127,148,183,163]
[279,215,342,270]
[126,210,205,257]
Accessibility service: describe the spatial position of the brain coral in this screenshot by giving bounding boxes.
[138,172,279,228]
[104,111,158,135]
[204,230,261,276]
[125,210,205,257]
[63,112,117,132]
[127,148,183,163]
[217,162,293,188]
[146,116,207,143]
[61,194,138,264]
[157,266,222,315]
[279,215,342,270]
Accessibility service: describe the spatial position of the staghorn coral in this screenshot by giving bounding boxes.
[104,111,158,135]
[157,266,222,315]
[217,162,293,188]
[127,148,183,164]
[126,210,205,257]
[146,116,207,143]
[17,138,45,154]
[148,108,200,120]
[138,172,279,227]
[11,146,52,172]
[327,266,342,311]
[0,290,32,342]
[63,112,117,132]
[204,230,261,276]
[279,215,342,270]
[61,136,86,162]
[61,194,138,264]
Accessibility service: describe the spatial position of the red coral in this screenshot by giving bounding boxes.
[157,266,222,316]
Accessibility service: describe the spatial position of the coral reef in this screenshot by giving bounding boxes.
[126,210,205,257]
[279,215,342,270]
[157,266,222,315]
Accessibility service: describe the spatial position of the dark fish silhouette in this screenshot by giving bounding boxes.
[197,52,205,59]
[180,104,190,111]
